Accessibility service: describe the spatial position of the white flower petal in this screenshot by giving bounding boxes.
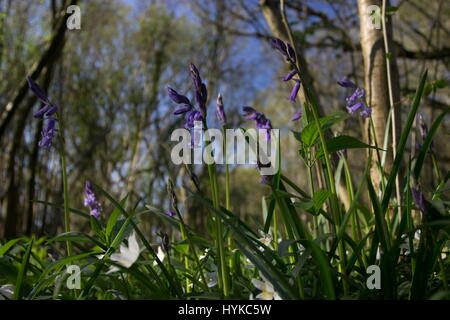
[251,278,265,291]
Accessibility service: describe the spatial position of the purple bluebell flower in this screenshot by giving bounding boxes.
[216,93,227,124]
[27,77,61,149]
[345,88,365,106]
[289,80,301,102]
[161,232,170,252]
[360,104,372,118]
[417,114,434,152]
[173,105,192,115]
[189,63,208,111]
[27,77,50,104]
[283,70,298,82]
[243,106,258,120]
[38,118,57,148]
[346,101,364,115]
[270,38,296,64]
[165,210,176,217]
[291,110,302,121]
[411,187,426,214]
[338,78,371,118]
[167,87,191,106]
[337,76,357,89]
[84,180,102,219]
[242,106,272,141]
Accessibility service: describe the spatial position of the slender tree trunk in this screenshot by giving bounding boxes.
[358,0,401,190]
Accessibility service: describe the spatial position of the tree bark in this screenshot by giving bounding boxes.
[357,0,401,190]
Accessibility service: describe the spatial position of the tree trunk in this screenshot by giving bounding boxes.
[358,0,401,190]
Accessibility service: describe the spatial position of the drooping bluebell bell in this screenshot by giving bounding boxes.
[281,69,302,120]
[283,70,298,82]
[84,180,102,219]
[165,210,176,217]
[173,105,192,115]
[270,38,296,64]
[411,187,426,214]
[338,77,371,118]
[38,118,57,148]
[27,77,59,148]
[242,106,272,141]
[161,232,170,252]
[168,64,208,135]
[417,114,434,152]
[189,63,208,111]
[289,80,301,103]
[27,77,50,105]
[167,87,192,106]
[216,93,227,124]
[337,76,357,89]
[291,110,302,121]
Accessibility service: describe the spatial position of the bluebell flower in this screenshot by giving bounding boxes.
[291,110,302,121]
[283,70,298,82]
[411,187,426,214]
[165,210,176,217]
[167,87,192,106]
[27,77,50,104]
[216,93,227,124]
[417,114,434,152]
[84,180,102,219]
[289,80,301,102]
[38,118,57,148]
[173,105,192,115]
[27,77,60,148]
[270,38,296,64]
[161,232,170,252]
[189,63,208,111]
[338,77,371,118]
[337,76,357,89]
[242,106,272,141]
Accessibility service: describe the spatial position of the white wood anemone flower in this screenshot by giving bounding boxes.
[107,232,141,274]
[251,278,281,300]
[152,246,166,267]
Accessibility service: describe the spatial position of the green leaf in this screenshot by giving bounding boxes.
[381,70,428,215]
[301,112,348,147]
[47,232,107,250]
[0,237,26,257]
[312,189,331,213]
[316,135,382,159]
[106,195,128,243]
[14,238,34,300]
[414,107,449,179]
[386,6,398,15]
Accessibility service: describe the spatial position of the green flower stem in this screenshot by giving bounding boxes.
[223,126,235,276]
[369,117,387,193]
[174,206,208,291]
[431,153,442,183]
[204,121,230,298]
[279,1,348,295]
[307,160,318,236]
[57,115,72,257]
